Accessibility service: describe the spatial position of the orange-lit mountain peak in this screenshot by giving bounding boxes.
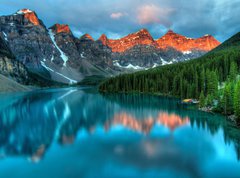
[17,9,34,14]
[98,34,108,45]
[156,30,220,52]
[80,33,94,41]
[195,34,221,51]
[106,29,156,52]
[50,24,71,34]
[16,9,40,26]
[135,28,151,35]
[156,113,189,131]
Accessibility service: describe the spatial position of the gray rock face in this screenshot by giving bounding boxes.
[0,11,111,84]
[48,26,114,78]
[0,11,63,72]
[0,34,29,84]
[76,34,113,69]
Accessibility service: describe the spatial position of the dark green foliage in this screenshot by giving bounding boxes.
[229,61,238,81]
[199,91,205,108]
[78,75,106,86]
[234,81,240,121]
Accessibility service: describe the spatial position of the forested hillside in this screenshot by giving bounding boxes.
[99,32,240,121]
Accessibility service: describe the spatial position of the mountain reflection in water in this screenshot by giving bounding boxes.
[106,112,189,134]
[0,88,240,178]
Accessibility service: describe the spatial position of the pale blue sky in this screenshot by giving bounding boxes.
[1,0,240,42]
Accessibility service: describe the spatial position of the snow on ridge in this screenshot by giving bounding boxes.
[183,51,192,55]
[2,32,8,41]
[40,61,77,84]
[48,29,68,67]
[161,58,173,65]
[114,61,147,70]
[16,9,33,14]
[152,63,159,68]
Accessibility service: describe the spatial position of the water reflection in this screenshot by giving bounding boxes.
[0,88,240,177]
[106,112,189,134]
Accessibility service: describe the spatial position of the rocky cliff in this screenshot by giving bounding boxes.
[0,34,29,84]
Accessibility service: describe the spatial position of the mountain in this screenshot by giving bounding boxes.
[98,29,220,69]
[99,29,156,53]
[156,30,220,52]
[0,9,220,86]
[0,9,114,84]
[99,31,240,98]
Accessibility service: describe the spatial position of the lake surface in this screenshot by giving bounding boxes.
[0,87,240,178]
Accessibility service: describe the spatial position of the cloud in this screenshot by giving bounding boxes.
[0,0,240,42]
[110,12,125,19]
[137,4,173,27]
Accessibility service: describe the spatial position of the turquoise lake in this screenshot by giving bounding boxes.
[0,87,239,178]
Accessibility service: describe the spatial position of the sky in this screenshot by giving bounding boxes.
[1,0,240,42]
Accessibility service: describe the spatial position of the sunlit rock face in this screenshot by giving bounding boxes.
[16,9,40,26]
[99,29,156,53]
[98,29,220,68]
[156,30,220,52]
[50,24,71,34]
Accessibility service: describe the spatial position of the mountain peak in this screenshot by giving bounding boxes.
[50,24,71,34]
[81,34,94,41]
[166,29,175,34]
[16,9,40,26]
[16,9,34,14]
[157,30,220,52]
[136,28,149,34]
[98,34,108,45]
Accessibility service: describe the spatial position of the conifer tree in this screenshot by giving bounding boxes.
[229,61,238,81]
[199,91,205,108]
[234,80,240,120]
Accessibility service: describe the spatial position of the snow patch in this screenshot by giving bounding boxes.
[152,63,159,68]
[81,52,86,58]
[48,29,69,67]
[40,61,77,84]
[51,56,54,62]
[183,51,192,55]
[161,58,172,65]
[2,32,8,41]
[40,61,54,72]
[114,61,147,70]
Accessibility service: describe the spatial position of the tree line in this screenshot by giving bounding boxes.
[99,33,240,122]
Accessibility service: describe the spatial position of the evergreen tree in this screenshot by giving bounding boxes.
[234,80,240,121]
[229,61,238,81]
[199,91,205,108]
[222,83,234,115]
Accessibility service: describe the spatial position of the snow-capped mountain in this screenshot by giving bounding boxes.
[0,9,221,84]
[98,29,220,69]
